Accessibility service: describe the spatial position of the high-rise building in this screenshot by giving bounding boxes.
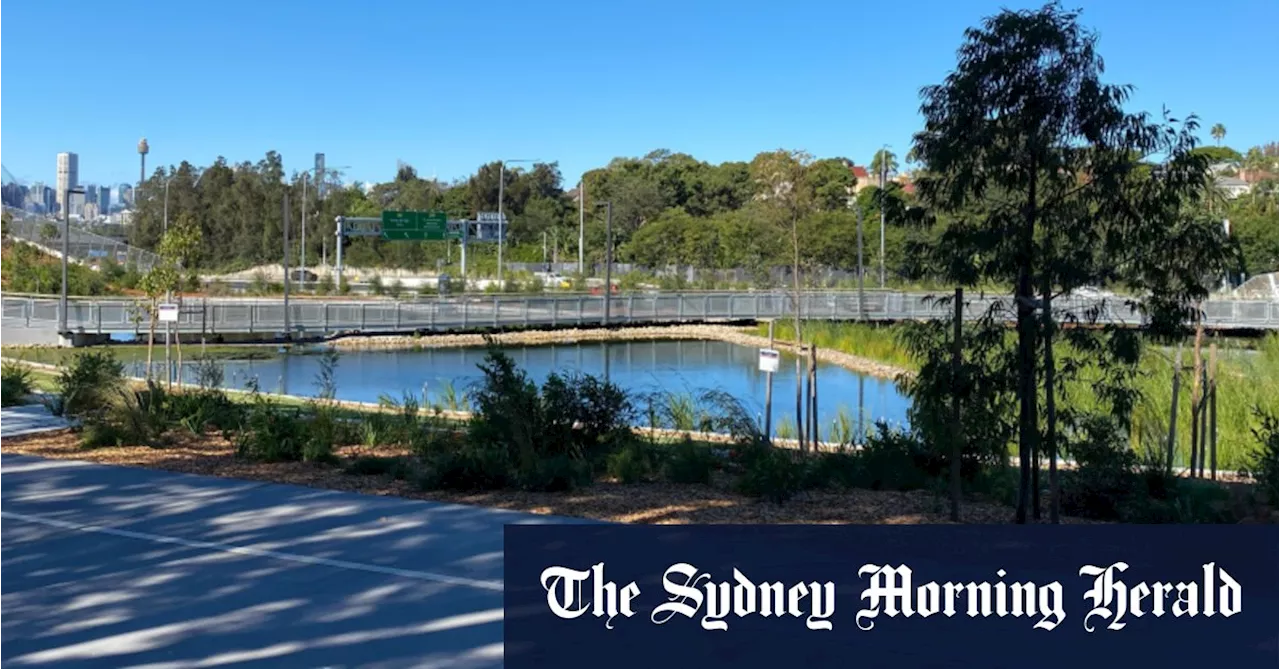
[117,184,134,208]
[86,184,100,211]
[67,191,87,218]
[99,185,110,212]
[56,152,79,214]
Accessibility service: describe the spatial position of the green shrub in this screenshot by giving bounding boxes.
[467,346,632,486]
[419,446,512,491]
[80,421,128,449]
[518,454,594,492]
[608,441,659,484]
[852,424,936,491]
[369,275,385,295]
[346,455,407,477]
[664,438,717,484]
[735,446,805,504]
[56,349,124,419]
[1,362,34,407]
[803,449,863,490]
[166,389,240,435]
[1246,407,1279,508]
[234,395,307,462]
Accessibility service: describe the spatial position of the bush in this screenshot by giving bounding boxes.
[851,424,936,491]
[466,346,632,489]
[1246,407,1279,508]
[608,440,659,484]
[234,394,308,462]
[735,445,806,504]
[663,438,718,484]
[1,362,34,407]
[418,445,512,491]
[346,455,411,478]
[518,454,594,492]
[56,350,124,419]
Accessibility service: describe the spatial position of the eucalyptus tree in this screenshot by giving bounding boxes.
[911,2,1231,522]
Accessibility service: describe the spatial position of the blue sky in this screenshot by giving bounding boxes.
[3,0,1277,189]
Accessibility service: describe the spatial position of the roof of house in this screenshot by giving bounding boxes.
[850,165,870,180]
[1216,176,1249,187]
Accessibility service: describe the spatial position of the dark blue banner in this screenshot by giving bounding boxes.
[504,525,1277,669]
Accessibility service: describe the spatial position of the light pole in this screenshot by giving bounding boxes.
[578,179,586,275]
[59,186,86,341]
[597,201,613,326]
[878,144,890,289]
[300,165,348,270]
[497,158,538,287]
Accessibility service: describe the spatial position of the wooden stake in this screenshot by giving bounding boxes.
[950,288,963,523]
[810,342,819,452]
[1209,342,1219,481]
[764,320,775,445]
[1189,322,1204,477]
[1166,343,1182,476]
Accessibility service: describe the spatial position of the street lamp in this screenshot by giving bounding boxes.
[497,158,538,286]
[298,164,349,271]
[59,186,86,340]
[596,201,613,326]
[878,144,891,289]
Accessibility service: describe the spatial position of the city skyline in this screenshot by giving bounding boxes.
[1,0,1276,189]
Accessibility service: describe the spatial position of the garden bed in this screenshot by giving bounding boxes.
[0,428,1040,525]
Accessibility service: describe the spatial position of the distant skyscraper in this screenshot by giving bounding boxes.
[98,184,110,212]
[86,184,100,211]
[56,152,79,214]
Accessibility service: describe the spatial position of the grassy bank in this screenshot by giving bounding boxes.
[1,343,278,366]
[760,321,1277,471]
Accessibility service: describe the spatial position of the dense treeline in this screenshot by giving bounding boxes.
[124,140,1276,283]
[122,148,921,279]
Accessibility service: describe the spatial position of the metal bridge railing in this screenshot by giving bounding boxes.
[3,292,1277,336]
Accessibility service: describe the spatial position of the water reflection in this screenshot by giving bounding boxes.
[134,340,910,439]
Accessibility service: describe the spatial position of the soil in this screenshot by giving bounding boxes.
[0,429,1051,525]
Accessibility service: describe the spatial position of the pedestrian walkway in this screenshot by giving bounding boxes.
[1,403,74,439]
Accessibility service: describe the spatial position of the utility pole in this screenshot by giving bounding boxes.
[578,179,586,275]
[855,201,865,320]
[879,145,888,289]
[59,186,85,343]
[599,201,613,325]
[283,192,291,340]
[498,161,505,287]
[301,172,308,276]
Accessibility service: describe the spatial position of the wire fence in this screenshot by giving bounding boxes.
[6,218,160,272]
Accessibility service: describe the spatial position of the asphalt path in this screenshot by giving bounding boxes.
[1,453,591,668]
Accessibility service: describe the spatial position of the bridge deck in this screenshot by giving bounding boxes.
[4,292,1276,338]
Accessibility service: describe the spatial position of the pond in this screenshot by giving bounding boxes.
[141,340,911,441]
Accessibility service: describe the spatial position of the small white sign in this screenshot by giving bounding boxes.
[758,348,780,373]
[158,303,179,322]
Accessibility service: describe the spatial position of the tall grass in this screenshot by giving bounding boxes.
[758,321,916,370]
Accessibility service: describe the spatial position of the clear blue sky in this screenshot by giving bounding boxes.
[3,0,1276,189]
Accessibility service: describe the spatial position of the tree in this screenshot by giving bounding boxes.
[912,2,1231,523]
[870,149,899,186]
[750,149,814,448]
[806,158,856,211]
[1211,123,1227,146]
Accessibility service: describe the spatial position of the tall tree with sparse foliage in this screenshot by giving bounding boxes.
[912,2,1232,523]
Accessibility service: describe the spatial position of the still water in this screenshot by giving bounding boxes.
[146,340,911,439]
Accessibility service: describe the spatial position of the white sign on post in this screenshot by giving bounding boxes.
[158,303,179,323]
[758,348,780,373]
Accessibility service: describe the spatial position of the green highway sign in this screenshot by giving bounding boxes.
[380,210,455,240]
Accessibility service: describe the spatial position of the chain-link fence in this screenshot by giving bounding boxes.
[6,217,160,272]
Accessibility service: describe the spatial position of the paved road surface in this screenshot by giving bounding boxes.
[1,453,589,668]
[0,405,75,439]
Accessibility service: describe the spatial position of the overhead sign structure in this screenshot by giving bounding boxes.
[158,303,180,323]
[380,210,455,241]
[758,348,780,373]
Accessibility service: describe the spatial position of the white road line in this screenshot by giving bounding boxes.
[0,511,504,592]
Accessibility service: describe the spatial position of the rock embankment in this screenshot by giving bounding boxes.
[330,324,912,380]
